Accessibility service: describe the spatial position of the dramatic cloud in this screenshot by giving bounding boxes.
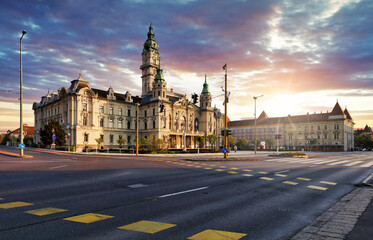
[0,0,372,132]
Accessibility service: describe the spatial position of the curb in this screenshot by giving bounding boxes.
[0,150,34,158]
[291,187,373,240]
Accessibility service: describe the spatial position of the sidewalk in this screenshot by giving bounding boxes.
[292,174,373,240]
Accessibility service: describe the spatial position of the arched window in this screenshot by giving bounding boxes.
[144,121,147,130]
[83,116,87,126]
[127,121,131,129]
[194,118,199,131]
[153,120,156,129]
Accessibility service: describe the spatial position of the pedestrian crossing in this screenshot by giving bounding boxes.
[266,156,373,168]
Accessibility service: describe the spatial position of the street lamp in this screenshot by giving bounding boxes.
[222,64,228,158]
[20,30,26,157]
[253,94,263,154]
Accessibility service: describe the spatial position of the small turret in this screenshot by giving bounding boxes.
[200,74,212,109]
[152,62,167,100]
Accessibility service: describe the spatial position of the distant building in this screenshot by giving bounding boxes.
[228,102,354,151]
[355,125,372,135]
[33,24,224,151]
[9,124,34,140]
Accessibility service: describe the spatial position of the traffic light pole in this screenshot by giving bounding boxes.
[136,103,139,156]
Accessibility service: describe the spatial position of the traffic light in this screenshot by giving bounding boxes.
[192,93,199,104]
[221,130,232,136]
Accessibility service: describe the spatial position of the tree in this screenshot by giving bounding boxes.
[40,120,66,146]
[1,134,10,145]
[355,132,373,149]
[95,138,104,149]
[117,138,127,148]
[250,138,261,149]
[236,138,249,149]
[227,135,236,148]
[139,137,147,148]
[265,138,276,150]
[207,134,218,149]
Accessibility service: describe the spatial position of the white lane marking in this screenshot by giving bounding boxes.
[361,162,373,168]
[158,186,209,198]
[327,160,351,165]
[344,161,363,166]
[312,159,341,165]
[49,165,68,169]
[275,170,290,174]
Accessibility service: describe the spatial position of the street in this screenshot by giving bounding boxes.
[0,147,372,240]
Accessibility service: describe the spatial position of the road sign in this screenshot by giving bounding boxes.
[222,147,228,154]
[19,143,25,149]
[52,135,56,141]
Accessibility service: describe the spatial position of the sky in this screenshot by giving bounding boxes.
[0,0,373,133]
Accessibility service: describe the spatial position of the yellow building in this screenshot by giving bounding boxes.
[228,102,354,151]
[33,24,224,151]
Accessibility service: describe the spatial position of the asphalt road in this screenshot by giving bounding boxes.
[0,146,372,240]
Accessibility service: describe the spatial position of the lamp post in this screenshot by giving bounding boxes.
[222,64,228,158]
[253,94,263,154]
[20,30,26,157]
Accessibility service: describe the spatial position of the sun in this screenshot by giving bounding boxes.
[264,94,300,117]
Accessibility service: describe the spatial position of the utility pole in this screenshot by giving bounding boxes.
[136,102,139,156]
[223,64,228,158]
[20,30,26,157]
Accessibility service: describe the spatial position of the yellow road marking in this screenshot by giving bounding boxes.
[297,177,311,181]
[0,198,2,200]
[283,181,298,185]
[194,166,202,168]
[0,202,33,209]
[64,213,114,223]
[243,169,252,172]
[242,174,253,177]
[230,167,239,170]
[210,164,216,167]
[119,220,176,234]
[188,229,246,240]
[259,172,268,174]
[204,168,212,170]
[220,166,227,168]
[260,177,274,181]
[320,181,337,185]
[275,174,287,177]
[228,171,238,174]
[214,169,224,172]
[26,207,67,216]
[307,185,327,191]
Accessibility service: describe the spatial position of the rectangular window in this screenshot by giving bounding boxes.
[110,135,113,143]
[84,133,89,142]
[153,108,155,116]
[127,121,131,129]
[127,135,131,144]
[128,109,131,117]
[144,110,147,117]
[317,125,320,130]
[119,108,122,116]
[334,133,339,139]
[324,125,327,130]
[317,134,320,139]
[153,120,156,129]
[110,107,113,115]
[83,103,87,111]
[100,118,104,127]
[119,135,122,139]
[324,134,327,139]
[100,106,104,113]
[118,119,122,128]
[334,124,339,130]
[109,119,113,128]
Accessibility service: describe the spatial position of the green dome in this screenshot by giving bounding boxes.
[144,23,159,51]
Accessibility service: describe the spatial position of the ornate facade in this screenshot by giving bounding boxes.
[33,24,224,151]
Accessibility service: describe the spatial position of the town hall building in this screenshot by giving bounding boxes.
[33,24,225,151]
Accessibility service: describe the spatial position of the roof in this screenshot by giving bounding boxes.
[330,102,344,115]
[10,125,34,136]
[344,108,352,120]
